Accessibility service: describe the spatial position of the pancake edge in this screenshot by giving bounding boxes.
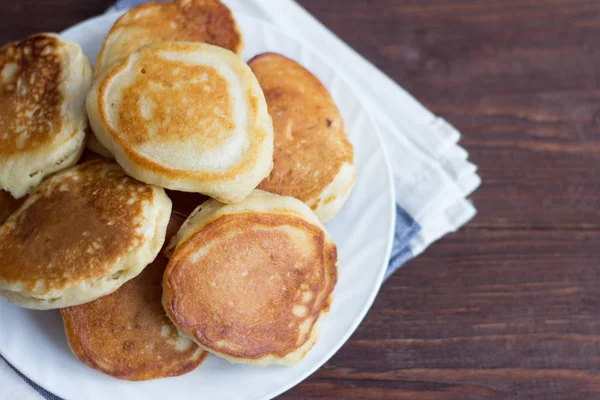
[162,190,337,365]
[0,164,172,310]
[0,34,92,198]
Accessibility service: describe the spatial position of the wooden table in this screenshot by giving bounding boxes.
[2,1,598,399]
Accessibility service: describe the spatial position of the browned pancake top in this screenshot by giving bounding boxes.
[96,0,242,73]
[61,215,205,381]
[164,212,337,359]
[0,160,154,295]
[249,53,354,207]
[0,33,66,156]
[118,59,233,150]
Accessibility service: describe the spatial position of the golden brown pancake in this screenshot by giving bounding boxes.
[163,190,337,366]
[0,33,92,198]
[87,42,274,204]
[61,214,206,381]
[0,160,171,309]
[95,0,243,77]
[0,190,23,225]
[249,53,356,222]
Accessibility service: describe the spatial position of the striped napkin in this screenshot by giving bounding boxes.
[1,0,480,398]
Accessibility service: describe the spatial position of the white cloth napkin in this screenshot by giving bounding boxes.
[0,1,480,398]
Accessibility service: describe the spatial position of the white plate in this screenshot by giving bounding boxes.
[0,11,395,400]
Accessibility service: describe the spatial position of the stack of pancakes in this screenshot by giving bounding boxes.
[0,0,355,381]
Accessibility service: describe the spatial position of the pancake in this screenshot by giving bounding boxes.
[0,190,24,226]
[0,33,92,198]
[87,41,274,204]
[0,160,171,310]
[249,53,356,222]
[61,214,206,381]
[94,0,243,78]
[163,190,337,366]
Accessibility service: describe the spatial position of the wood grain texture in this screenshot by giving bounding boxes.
[285,230,600,400]
[0,0,598,399]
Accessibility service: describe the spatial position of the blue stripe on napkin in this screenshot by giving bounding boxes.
[111,0,168,11]
[387,205,421,280]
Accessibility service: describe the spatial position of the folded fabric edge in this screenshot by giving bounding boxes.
[409,198,476,256]
[377,106,480,217]
[367,98,480,200]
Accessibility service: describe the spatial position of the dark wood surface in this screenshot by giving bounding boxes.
[1,1,599,399]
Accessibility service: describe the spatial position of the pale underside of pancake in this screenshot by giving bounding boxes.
[0,33,92,199]
[163,190,337,366]
[61,214,206,381]
[249,53,356,222]
[94,0,243,78]
[87,41,274,204]
[0,160,171,310]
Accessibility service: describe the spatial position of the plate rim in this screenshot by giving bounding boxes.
[3,11,397,400]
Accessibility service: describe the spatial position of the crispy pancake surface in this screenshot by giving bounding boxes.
[95,0,243,77]
[0,33,92,198]
[0,160,171,309]
[61,214,206,381]
[163,190,337,366]
[249,53,356,222]
[87,42,273,203]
